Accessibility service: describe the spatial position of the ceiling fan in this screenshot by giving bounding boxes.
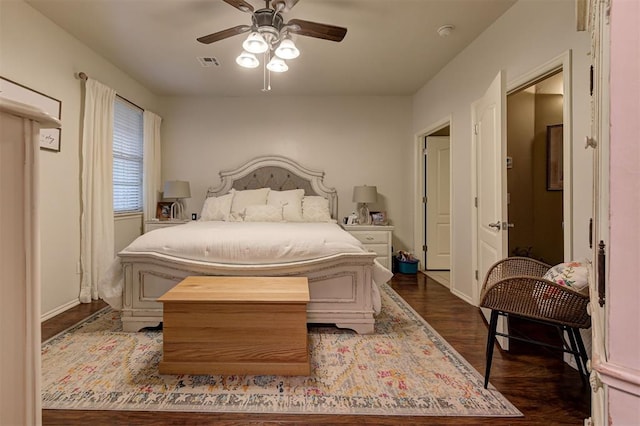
[197,0,347,89]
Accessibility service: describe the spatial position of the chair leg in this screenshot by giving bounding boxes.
[571,327,590,387]
[484,310,499,389]
[566,326,588,386]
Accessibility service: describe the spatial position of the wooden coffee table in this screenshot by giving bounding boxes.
[157,276,310,376]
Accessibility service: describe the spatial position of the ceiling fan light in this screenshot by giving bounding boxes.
[267,57,288,73]
[275,39,299,60]
[242,32,269,54]
[236,51,259,68]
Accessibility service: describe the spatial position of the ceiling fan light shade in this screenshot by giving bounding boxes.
[267,57,288,73]
[275,38,300,59]
[236,51,259,68]
[242,32,268,54]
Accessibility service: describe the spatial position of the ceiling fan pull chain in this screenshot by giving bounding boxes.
[262,51,271,92]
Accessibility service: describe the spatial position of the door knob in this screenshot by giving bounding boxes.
[488,222,501,230]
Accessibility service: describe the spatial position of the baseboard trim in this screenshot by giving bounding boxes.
[450,287,475,306]
[41,299,80,322]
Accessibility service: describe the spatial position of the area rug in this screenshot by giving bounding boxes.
[41,284,521,417]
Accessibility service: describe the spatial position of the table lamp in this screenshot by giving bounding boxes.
[163,180,191,220]
[352,185,377,225]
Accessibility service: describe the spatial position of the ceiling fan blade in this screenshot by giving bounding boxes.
[196,25,251,44]
[287,19,347,42]
[222,0,254,13]
[272,0,300,13]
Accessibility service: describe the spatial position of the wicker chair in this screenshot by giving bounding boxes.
[479,257,591,389]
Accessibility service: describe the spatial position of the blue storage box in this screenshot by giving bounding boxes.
[396,258,419,274]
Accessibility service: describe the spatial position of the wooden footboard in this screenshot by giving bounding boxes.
[119,252,378,334]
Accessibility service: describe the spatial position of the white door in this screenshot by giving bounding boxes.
[473,71,508,348]
[426,136,450,269]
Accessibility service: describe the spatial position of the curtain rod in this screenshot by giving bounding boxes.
[76,71,144,111]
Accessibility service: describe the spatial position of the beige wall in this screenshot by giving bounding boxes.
[412,0,591,302]
[507,90,535,256]
[158,95,414,250]
[532,93,563,264]
[507,90,564,265]
[0,1,160,317]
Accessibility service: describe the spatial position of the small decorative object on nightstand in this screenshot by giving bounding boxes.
[144,219,189,233]
[352,185,377,225]
[342,224,394,269]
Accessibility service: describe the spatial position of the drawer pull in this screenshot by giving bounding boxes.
[366,236,374,240]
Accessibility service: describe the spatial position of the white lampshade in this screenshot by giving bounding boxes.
[242,32,269,54]
[352,185,378,203]
[236,51,259,68]
[275,38,300,60]
[163,180,191,199]
[266,56,288,73]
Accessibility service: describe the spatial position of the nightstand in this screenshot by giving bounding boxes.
[342,225,394,269]
[144,219,189,233]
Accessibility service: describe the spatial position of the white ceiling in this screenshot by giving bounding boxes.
[26,0,516,97]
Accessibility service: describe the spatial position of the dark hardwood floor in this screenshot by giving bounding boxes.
[41,272,590,425]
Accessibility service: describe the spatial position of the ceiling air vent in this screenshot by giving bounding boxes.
[197,57,220,67]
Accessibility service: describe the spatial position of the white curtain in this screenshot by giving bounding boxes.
[79,79,116,303]
[143,111,162,221]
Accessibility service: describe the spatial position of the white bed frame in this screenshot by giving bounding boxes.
[119,156,378,334]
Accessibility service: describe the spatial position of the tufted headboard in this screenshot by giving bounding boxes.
[206,156,338,219]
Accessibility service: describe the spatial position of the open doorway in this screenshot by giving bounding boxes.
[507,70,564,265]
[423,126,451,288]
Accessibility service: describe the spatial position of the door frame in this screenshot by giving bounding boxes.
[471,51,574,305]
[413,116,453,275]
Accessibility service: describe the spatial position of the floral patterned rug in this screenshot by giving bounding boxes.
[41,284,521,417]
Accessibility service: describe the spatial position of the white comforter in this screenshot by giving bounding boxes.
[126,221,370,263]
[99,221,392,310]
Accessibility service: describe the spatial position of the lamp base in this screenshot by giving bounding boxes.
[170,201,185,220]
[357,203,371,225]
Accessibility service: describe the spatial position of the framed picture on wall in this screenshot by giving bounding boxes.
[546,124,563,191]
[0,76,62,152]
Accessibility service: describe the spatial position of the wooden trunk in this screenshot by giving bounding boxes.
[158,276,310,376]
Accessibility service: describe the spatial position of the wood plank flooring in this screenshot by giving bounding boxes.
[41,272,590,425]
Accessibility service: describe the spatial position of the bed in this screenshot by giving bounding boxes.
[103,156,392,334]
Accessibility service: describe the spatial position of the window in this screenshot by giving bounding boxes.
[113,97,143,213]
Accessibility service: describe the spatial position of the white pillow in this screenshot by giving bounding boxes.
[267,189,304,222]
[302,196,332,222]
[200,193,234,221]
[243,204,283,222]
[230,188,270,217]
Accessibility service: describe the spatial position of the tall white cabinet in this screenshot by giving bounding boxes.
[0,98,60,426]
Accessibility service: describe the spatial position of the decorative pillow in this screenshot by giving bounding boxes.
[230,188,270,217]
[243,204,283,222]
[199,193,234,221]
[302,196,332,222]
[543,260,590,295]
[267,189,304,222]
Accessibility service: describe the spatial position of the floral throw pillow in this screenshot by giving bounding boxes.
[542,260,590,296]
